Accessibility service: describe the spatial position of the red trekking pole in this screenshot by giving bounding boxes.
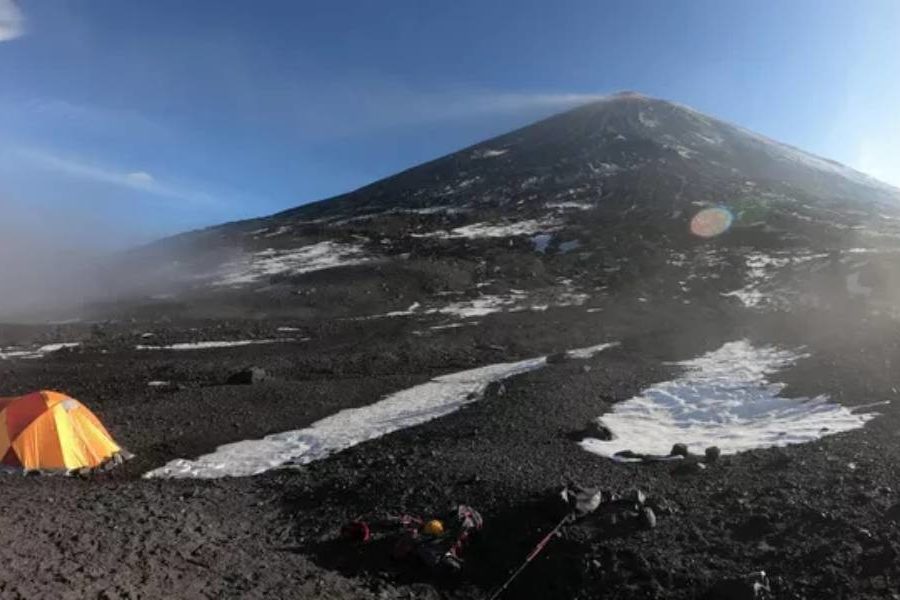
[487,512,573,600]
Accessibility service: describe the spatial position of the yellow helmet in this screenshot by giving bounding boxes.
[422,519,445,536]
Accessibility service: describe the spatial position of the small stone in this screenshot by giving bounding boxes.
[670,443,689,457]
[568,420,613,442]
[485,380,507,397]
[625,489,647,505]
[641,507,657,529]
[705,446,721,463]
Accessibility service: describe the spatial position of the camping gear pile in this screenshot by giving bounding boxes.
[336,483,662,598]
[0,390,130,474]
[341,504,484,573]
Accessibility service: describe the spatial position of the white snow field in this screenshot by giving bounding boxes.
[146,342,618,479]
[214,242,371,286]
[580,340,875,460]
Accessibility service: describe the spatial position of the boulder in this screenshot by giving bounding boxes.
[670,443,690,457]
[705,446,722,463]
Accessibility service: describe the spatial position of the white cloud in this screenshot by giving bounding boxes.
[399,90,609,122]
[16,148,214,204]
[276,79,608,140]
[0,0,24,42]
[126,171,155,184]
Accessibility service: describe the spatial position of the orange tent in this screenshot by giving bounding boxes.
[0,391,125,472]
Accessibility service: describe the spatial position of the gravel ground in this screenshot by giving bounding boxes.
[2,304,900,599]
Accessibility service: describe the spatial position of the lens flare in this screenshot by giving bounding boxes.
[690,207,733,238]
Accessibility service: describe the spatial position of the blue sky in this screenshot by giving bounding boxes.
[1,0,898,248]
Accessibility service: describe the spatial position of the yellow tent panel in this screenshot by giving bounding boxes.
[0,391,125,472]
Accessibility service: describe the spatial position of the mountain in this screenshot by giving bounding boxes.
[98,91,900,325]
[6,94,900,600]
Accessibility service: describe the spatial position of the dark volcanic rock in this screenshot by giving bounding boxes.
[567,420,613,442]
[705,446,721,463]
[484,380,507,398]
[225,367,269,385]
[706,571,771,600]
[670,443,690,458]
[546,352,569,365]
[671,459,706,477]
[885,502,900,523]
[640,507,657,529]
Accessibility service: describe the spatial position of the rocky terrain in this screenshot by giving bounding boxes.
[3,93,900,599]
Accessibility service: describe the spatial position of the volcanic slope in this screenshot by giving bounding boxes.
[96,91,900,324]
[3,93,900,599]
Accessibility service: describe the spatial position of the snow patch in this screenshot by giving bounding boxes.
[567,342,619,360]
[474,148,508,158]
[429,322,480,331]
[404,206,467,215]
[434,290,587,318]
[721,251,826,308]
[145,342,618,479]
[263,225,292,238]
[638,110,659,128]
[694,132,723,146]
[0,343,80,360]
[136,339,296,351]
[383,302,422,317]
[580,340,874,459]
[413,219,558,240]
[673,145,697,160]
[544,201,594,211]
[587,162,621,175]
[433,295,524,318]
[215,242,371,286]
